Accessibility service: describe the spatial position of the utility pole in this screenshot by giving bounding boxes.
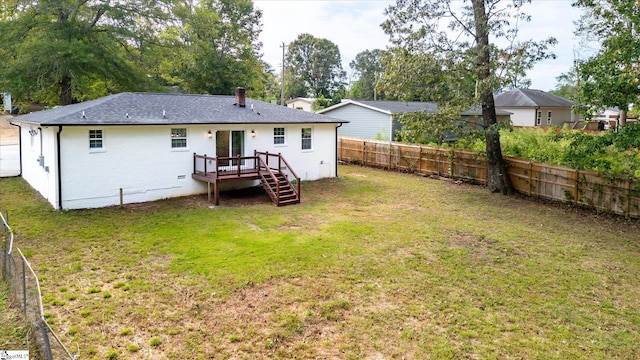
[280,42,286,106]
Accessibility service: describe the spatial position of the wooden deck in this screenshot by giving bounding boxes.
[192,152,301,206]
[192,169,262,182]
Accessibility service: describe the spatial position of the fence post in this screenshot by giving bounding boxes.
[363,141,367,166]
[528,161,533,197]
[39,319,54,360]
[22,258,27,317]
[627,179,631,218]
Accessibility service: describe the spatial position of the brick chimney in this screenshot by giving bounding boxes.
[235,87,246,108]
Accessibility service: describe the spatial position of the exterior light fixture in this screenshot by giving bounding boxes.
[207,130,213,139]
[251,129,256,138]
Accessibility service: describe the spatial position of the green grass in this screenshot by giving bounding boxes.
[1,165,639,359]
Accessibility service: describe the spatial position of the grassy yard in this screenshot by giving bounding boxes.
[0,165,639,359]
[0,281,38,354]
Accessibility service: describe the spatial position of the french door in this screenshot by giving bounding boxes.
[216,130,244,166]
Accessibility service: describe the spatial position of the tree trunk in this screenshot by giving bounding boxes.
[60,74,72,105]
[472,0,513,194]
[619,109,627,128]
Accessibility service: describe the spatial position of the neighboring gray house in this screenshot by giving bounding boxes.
[494,88,575,127]
[317,100,437,140]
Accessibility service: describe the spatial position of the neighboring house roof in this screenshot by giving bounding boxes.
[461,107,513,116]
[317,100,437,115]
[14,92,346,126]
[494,89,574,108]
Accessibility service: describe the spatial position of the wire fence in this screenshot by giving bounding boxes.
[1,211,75,359]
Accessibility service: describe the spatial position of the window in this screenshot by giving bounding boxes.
[547,111,552,125]
[301,127,312,150]
[536,111,542,126]
[274,127,285,145]
[171,128,187,148]
[89,130,103,149]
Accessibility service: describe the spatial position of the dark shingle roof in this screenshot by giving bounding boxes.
[13,92,346,126]
[494,89,574,108]
[318,100,437,115]
[461,107,513,116]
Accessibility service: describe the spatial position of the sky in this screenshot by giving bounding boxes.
[254,0,590,92]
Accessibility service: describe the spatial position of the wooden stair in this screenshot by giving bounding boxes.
[259,171,300,206]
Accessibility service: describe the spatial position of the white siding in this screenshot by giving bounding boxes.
[19,126,59,209]
[497,106,574,127]
[538,107,574,127]
[18,123,338,209]
[497,107,537,127]
[286,100,313,112]
[246,123,337,180]
[323,105,392,140]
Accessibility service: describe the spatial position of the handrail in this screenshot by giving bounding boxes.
[1,211,13,255]
[255,151,301,198]
[257,156,280,201]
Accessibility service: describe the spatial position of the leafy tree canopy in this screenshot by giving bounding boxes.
[164,0,265,96]
[349,49,387,100]
[0,0,170,105]
[0,0,268,106]
[574,0,640,125]
[285,33,346,99]
[382,0,555,193]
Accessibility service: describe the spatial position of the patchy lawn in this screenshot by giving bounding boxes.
[0,165,639,359]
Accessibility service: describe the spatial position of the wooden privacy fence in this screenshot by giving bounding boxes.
[338,137,640,219]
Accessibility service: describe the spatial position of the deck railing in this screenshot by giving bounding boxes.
[193,153,260,179]
[255,151,301,198]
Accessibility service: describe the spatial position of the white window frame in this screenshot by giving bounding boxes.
[274,127,286,145]
[301,127,312,150]
[89,129,104,151]
[171,128,188,149]
[536,111,542,126]
[547,111,552,125]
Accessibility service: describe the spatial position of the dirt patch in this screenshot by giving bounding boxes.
[0,115,18,144]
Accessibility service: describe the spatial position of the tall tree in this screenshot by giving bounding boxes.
[0,0,169,106]
[380,47,477,103]
[349,49,386,100]
[383,0,554,193]
[168,0,265,95]
[285,33,346,99]
[574,0,640,127]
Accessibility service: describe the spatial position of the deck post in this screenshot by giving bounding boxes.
[207,182,211,203]
[203,154,207,174]
[214,180,220,205]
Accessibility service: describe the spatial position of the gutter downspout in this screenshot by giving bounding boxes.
[335,123,343,177]
[8,121,22,177]
[57,126,63,210]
